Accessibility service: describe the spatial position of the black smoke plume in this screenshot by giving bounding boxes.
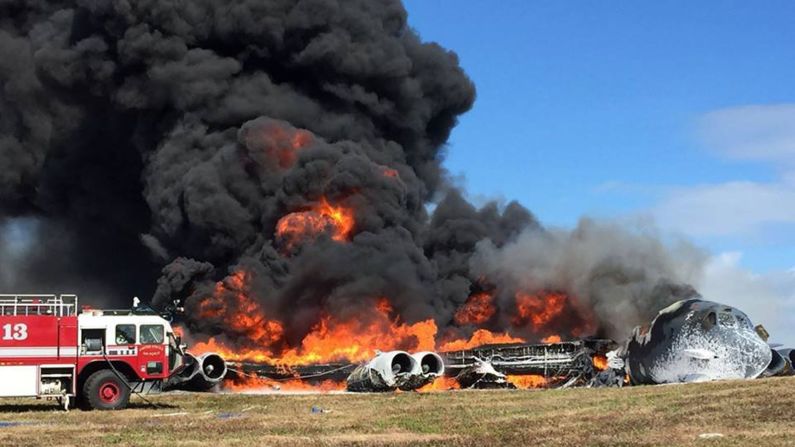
[0,0,703,348]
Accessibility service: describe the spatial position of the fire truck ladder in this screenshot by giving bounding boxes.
[0,294,78,317]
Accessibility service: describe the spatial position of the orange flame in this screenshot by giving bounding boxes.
[506,374,548,389]
[541,334,562,343]
[593,354,608,371]
[418,376,460,392]
[512,291,567,330]
[454,292,496,326]
[196,271,286,350]
[439,329,524,352]
[275,198,355,250]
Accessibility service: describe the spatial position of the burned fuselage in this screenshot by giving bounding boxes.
[624,299,772,385]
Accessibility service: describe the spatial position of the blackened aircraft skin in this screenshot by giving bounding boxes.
[624,299,772,385]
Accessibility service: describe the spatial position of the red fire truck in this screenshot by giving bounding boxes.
[0,294,226,410]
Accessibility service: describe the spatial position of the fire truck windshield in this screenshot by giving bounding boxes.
[140,325,164,344]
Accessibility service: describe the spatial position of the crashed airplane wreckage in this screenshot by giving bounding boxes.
[222,298,793,392]
[622,298,792,385]
[225,351,445,392]
[227,341,614,391]
[443,338,615,389]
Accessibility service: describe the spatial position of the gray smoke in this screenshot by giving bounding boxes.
[469,219,706,340]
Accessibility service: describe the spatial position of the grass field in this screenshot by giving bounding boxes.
[0,377,792,446]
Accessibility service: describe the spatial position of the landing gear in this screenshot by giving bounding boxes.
[81,370,131,410]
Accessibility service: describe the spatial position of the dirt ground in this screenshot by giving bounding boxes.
[0,376,792,446]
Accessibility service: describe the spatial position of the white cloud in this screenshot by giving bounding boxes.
[654,180,795,236]
[653,104,795,238]
[699,104,795,164]
[698,252,795,347]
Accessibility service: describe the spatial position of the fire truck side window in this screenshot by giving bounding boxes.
[140,325,164,344]
[115,324,136,345]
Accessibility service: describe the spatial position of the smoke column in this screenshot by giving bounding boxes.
[0,0,703,346]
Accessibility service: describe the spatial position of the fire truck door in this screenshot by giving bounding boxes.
[57,317,78,361]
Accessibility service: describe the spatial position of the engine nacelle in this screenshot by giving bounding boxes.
[346,351,417,392]
[412,351,445,376]
[395,351,445,391]
[166,352,228,391]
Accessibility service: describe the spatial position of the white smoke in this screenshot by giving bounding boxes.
[697,252,795,347]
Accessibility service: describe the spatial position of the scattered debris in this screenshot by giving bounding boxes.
[455,360,515,389]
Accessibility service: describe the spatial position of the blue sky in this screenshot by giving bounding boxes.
[404,1,795,274]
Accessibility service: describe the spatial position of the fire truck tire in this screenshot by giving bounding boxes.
[82,370,131,411]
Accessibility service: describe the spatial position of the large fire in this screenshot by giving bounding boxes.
[196,271,285,349]
[193,296,435,366]
[190,267,594,392]
[275,198,355,250]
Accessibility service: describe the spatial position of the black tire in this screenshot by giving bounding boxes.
[81,369,131,411]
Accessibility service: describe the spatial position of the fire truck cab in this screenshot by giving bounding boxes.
[0,294,185,410]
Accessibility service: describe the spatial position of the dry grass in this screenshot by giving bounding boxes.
[0,377,792,446]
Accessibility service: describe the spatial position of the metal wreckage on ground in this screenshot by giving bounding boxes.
[225,297,794,392]
[621,298,792,384]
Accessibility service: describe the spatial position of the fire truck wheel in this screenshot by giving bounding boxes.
[82,370,131,411]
